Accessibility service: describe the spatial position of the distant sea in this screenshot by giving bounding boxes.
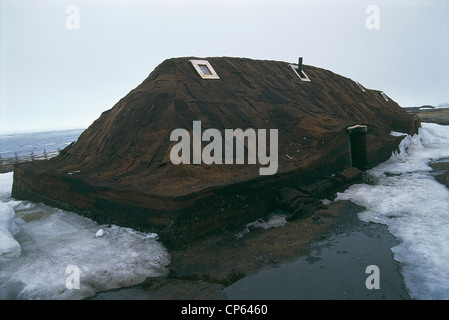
[0,129,85,160]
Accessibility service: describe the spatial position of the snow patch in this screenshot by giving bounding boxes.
[0,172,171,300]
[336,123,449,299]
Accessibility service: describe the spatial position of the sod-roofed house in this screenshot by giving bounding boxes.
[12,57,418,246]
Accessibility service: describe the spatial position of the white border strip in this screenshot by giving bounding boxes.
[289,64,311,82]
[354,81,366,92]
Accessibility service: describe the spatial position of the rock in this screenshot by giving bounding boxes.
[335,167,363,183]
[298,179,336,198]
[327,175,345,185]
[288,199,304,213]
[275,187,310,211]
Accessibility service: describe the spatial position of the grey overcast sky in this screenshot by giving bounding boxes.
[1,0,448,133]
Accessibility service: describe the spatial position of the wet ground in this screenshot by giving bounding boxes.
[224,221,409,300]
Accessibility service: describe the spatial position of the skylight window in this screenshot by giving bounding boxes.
[289,64,311,82]
[198,64,212,75]
[380,91,389,101]
[190,60,220,79]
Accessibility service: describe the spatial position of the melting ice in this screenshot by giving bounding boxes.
[0,172,170,300]
[336,123,449,300]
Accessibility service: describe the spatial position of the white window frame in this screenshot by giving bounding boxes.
[380,91,389,101]
[190,60,220,79]
[289,64,311,82]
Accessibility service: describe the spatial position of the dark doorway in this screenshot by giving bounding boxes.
[347,125,368,170]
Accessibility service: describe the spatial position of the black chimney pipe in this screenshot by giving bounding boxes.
[298,57,303,72]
